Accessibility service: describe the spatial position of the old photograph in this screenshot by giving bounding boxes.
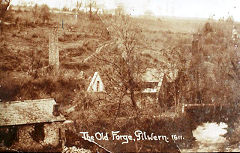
[0,0,240,152]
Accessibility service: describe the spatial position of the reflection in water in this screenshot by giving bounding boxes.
[193,122,228,144]
[182,122,240,152]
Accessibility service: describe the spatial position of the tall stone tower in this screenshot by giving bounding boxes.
[49,27,59,74]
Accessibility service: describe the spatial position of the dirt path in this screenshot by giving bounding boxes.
[82,41,114,64]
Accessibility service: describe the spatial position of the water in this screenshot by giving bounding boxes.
[181,122,240,152]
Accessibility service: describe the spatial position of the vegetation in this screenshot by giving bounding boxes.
[0,0,11,34]
[0,0,11,19]
[40,5,51,24]
[1,1,240,152]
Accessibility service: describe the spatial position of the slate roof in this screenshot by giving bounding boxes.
[0,98,65,126]
[141,68,165,93]
[142,68,164,82]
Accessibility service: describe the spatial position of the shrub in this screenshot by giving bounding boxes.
[32,33,38,38]
[82,39,99,52]
[32,4,39,19]
[40,5,50,24]
[3,8,14,22]
[58,36,64,42]
[203,22,213,35]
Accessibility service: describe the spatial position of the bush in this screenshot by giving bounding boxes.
[3,8,14,22]
[40,5,50,23]
[0,45,23,72]
[58,36,64,42]
[203,22,213,35]
[82,39,99,52]
[32,4,39,19]
[32,33,38,38]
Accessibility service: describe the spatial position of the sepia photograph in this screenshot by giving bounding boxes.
[0,0,240,152]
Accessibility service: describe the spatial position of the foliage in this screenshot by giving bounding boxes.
[0,0,10,19]
[62,7,69,12]
[96,16,148,110]
[32,4,39,19]
[1,7,239,151]
[3,4,13,22]
[85,0,97,20]
[0,0,11,34]
[0,70,85,104]
[40,4,50,24]
[155,19,239,109]
[184,20,239,104]
[75,0,82,13]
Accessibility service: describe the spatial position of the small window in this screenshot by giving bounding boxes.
[96,81,100,92]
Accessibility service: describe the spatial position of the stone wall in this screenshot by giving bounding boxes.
[49,27,59,74]
[8,122,64,151]
[12,125,43,151]
[43,122,63,147]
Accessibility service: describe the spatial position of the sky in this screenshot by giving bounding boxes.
[10,0,240,21]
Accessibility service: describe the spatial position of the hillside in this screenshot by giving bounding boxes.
[0,9,203,103]
[1,7,240,152]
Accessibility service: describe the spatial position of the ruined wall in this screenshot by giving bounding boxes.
[9,122,64,151]
[12,125,43,151]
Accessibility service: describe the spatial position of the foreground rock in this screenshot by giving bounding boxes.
[62,146,91,153]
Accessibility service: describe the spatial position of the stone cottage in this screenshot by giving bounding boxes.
[135,68,164,108]
[0,98,66,152]
[141,68,164,94]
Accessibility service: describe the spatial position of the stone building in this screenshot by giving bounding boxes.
[0,99,66,152]
[136,68,164,108]
[49,28,59,74]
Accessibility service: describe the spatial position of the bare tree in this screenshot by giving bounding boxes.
[153,45,191,111]
[40,4,50,24]
[96,17,147,111]
[85,0,97,19]
[115,3,124,16]
[76,0,82,13]
[32,4,39,18]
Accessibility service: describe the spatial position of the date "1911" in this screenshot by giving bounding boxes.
[171,134,184,140]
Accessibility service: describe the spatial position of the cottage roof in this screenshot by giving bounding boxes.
[165,69,179,83]
[0,98,65,126]
[142,68,164,82]
[87,72,105,92]
[140,68,165,93]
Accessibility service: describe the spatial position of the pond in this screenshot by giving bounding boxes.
[181,122,240,152]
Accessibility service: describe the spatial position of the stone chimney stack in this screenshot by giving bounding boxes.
[53,104,60,116]
[49,27,59,74]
